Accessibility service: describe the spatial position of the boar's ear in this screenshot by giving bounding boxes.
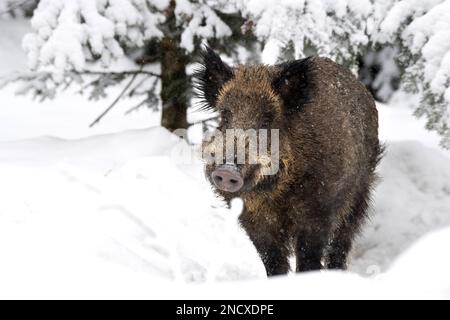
[194,46,233,110]
[272,57,315,114]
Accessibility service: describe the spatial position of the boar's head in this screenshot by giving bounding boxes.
[195,47,313,199]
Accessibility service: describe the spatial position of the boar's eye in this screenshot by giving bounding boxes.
[260,112,274,128]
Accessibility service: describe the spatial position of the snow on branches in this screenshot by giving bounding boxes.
[16,0,238,127]
[242,0,372,69]
[23,0,234,76]
[23,0,167,78]
[10,0,450,146]
[175,0,232,52]
[0,0,37,18]
[374,0,450,148]
[243,0,450,147]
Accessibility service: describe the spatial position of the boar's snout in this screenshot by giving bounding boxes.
[211,164,244,193]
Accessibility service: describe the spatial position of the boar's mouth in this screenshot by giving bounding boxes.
[239,164,261,192]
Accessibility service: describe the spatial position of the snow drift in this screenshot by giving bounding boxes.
[0,126,449,299]
[1,12,450,300]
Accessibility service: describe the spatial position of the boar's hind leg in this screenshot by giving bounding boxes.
[326,193,370,270]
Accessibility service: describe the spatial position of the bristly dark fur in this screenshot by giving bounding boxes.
[273,57,315,115]
[193,46,233,111]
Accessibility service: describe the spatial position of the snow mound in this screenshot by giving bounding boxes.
[0,127,449,298]
[351,141,450,275]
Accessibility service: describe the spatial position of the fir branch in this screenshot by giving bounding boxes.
[124,99,149,116]
[0,0,33,15]
[89,69,141,128]
[81,70,161,78]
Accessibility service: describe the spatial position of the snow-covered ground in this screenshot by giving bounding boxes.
[1,20,450,299]
[1,117,450,299]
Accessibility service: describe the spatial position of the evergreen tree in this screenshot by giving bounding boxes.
[0,0,38,18]
[9,0,253,131]
[374,0,450,148]
[240,0,373,71]
[244,0,450,148]
[5,0,450,147]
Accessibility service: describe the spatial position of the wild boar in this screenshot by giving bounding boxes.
[195,47,382,276]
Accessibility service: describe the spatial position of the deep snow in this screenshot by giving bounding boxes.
[1,19,450,299]
[0,124,450,299]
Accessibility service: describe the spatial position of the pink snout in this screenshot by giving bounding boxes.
[211,165,244,193]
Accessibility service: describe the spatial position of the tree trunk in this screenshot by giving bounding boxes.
[160,0,189,132]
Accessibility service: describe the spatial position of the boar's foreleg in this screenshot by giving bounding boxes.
[294,214,333,272]
[239,211,290,276]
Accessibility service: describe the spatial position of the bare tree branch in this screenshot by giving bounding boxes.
[124,77,159,115]
[11,69,160,79]
[89,70,141,128]
[82,70,161,78]
[124,99,149,116]
[128,75,153,96]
